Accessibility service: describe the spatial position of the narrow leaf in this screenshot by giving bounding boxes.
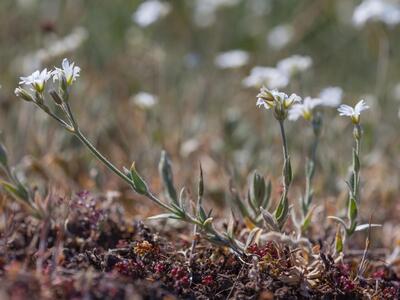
[147,213,180,220]
[355,224,382,232]
[130,162,148,195]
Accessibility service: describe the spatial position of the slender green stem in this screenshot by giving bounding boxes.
[74,130,132,185]
[146,191,177,212]
[303,132,319,216]
[37,103,73,131]
[279,120,289,163]
[64,101,79,130]
[278,120,290,198]
[353,132,361,200]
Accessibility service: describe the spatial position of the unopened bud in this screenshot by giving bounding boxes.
[49,90,63,105]
[14,87,33,102]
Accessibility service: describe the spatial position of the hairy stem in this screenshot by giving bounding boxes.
[278,120,290,198]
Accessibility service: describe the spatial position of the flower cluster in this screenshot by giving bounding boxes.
[256,87,301,120]
[15,58,80,100]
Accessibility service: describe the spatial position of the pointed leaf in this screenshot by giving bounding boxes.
[335,226,343,254]
[130,162,148,195]
[348,197,358,223]
[245,227,263,249]
[355,224,382,232]
[0,142,8,168]
[147,213,181,220]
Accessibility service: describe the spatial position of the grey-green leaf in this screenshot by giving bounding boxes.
[130,162,148,195]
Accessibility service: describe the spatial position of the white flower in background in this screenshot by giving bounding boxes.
[267,24,294,50]
[13,27,88,75]
[214,50,249,69]
[338,99,369,124]
[193,0,240,27]
[19,69,51,93]
[391,82,400,100]
[243,67,289,89]
[352,0,400,28]
[319,86,343,107]
[53,58,81,86]
[256,86,301,110]
[288,97,321,121]
[277,55,312,77]
[132,0,171,27]
[47,27,88,58]
[130,92,158,109]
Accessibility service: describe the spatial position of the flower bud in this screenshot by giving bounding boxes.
[14,87,34,102]
[49,90,63,105]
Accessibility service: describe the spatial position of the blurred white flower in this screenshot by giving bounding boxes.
[243,66,289,89]
[130,92,158,109]
[277,55,312,77]
[256,86,301,110]
[13,27,88,75]
[352,0,400,27]
[47,27,88,58]
[214,50,249,69]
[132,0,171,27]
[267,24,294,50]
[19,69,51,93]
[319,86,343,107]
[180,138,200,157]
[391,82,400,100]
[193,0,240,27]
[53,58,80,86]
[338,99,369,124]
[288,97,321,121]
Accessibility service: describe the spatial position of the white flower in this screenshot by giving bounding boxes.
[130,92,158,109]
[319,86,343,107]
[352,0,400,28]
[243,67,289,89]
[338,99,369,124]
[132,0,171,27]
[193,0,240,27]
[256,86,301,110]
[288,97,321,121]
[267,24,294,50]
[391,82,400,100]
[19,68,51,93]
[53,58,81,86]
[214,50,249,69]
[277,55,312,77]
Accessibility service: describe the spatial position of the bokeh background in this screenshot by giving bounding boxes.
[0,0,399,248]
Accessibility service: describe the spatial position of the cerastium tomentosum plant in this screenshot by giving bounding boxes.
[14,58,245,256]
[329,100,380,246]
[256,86,301,231]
